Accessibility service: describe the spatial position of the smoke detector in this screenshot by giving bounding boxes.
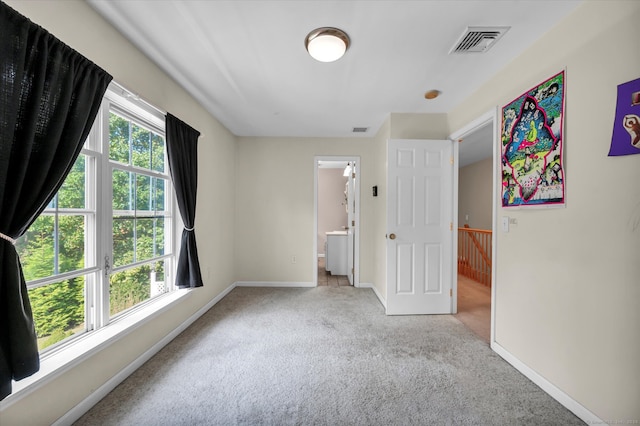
[450,26,510,54]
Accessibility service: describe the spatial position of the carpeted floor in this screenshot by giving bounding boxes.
[74,287,583,425]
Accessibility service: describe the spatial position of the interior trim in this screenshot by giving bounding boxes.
[235,281,315,288]
[491,341,603,424]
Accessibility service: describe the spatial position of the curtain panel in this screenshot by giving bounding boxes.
[0,3,113,400]
[166,113,204,289]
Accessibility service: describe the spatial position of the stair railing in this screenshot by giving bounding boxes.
[458,226,492,286]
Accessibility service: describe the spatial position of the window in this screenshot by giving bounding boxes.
[15,84,175,352]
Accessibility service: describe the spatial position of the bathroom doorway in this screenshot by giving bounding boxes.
[314,157,360,287]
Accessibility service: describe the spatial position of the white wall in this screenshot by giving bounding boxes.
[234,136,378,285]
[389,113,449,140]
[1,1,237,424]
[458,158,492,229]
[318,169,348,255]
[372,118,390,302]
[448,1,640,421]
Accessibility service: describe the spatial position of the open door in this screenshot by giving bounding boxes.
[346,162,355,285]
[386,139,454,315]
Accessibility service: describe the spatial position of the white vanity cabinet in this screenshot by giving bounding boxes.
[325,231,348,275]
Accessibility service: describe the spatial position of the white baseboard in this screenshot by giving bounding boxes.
[358,282,386,309]
[53,282,238,426]
[235,281,315,288]
[491,341,603,425]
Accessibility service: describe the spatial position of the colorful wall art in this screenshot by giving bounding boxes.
[501,71,565,208]
[608,77,640,156]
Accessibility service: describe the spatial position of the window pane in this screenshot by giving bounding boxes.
[113,169,134,211]
[110,261,166,317]
[29,277,85,351]
[58,155,86,209]
[154,217,165,256]
[109,113,130,164]
[47,197,56,209]
[136,218,154,262]
[154,177,166,211]
[132,123,151,169]
[151,134,165,173]
[58,215,85,273]
[16,215,55,282]
[113,217,134,267]
[136,174,152,212]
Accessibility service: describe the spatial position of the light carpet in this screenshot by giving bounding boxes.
[74,287,583,425]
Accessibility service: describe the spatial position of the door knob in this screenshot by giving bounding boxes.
[389,233,396,240]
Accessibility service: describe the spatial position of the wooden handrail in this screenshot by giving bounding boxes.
[458,226,492,286]
[463,229,491,268]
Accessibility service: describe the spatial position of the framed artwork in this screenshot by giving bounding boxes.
[501,70,565,208]
[608,77,640,156]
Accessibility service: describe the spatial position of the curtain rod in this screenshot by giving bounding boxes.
[110,81,167,117]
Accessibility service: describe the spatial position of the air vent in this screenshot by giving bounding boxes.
[450,26,510,54]
[352,127,368,133]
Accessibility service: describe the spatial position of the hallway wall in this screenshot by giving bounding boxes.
[458,158,492,229]
[448,1,640,421]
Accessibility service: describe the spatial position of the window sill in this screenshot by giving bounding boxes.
[1,289,192,408]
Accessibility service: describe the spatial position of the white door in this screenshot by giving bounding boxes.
[347,163,355,284]
[386,139,454,315]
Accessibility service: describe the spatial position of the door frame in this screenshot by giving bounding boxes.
[313,156,361,287]
[448,108,499,345]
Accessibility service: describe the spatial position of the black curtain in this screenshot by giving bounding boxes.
[0,3,112,400]
[166,113,204,289]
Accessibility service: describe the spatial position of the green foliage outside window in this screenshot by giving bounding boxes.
[16,157,87,350]
[16,111,171,352]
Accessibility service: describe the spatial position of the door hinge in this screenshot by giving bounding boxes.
[450,222,453,231]
[352,268,354,274]
[450,289,453,297]
[352,172,356,179]
[450,156,454,165]
[352,220,355,227]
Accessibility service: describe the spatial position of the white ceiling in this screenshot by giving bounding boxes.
[87,0,581,159]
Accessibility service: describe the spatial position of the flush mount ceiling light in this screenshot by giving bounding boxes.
[305,27,350,62]
[424,90,441,100]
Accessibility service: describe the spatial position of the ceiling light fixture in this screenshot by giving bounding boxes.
[305,27,350,63]
[424,90,441,100]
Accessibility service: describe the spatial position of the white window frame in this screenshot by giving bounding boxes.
[0,82,192,409]
[99,87,176,326]
[8,82,182,395]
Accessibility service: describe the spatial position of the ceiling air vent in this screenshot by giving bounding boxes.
[352,127,368,133]
[450,26,510,54]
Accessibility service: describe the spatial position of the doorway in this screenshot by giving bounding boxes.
[314,157,360,287]
[450,111,497,344]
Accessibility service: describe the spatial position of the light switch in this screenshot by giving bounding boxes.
[502,216,509,232]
